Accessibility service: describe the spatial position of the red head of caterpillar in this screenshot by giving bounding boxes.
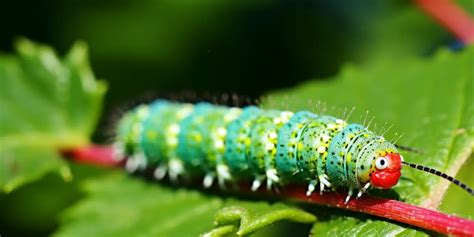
[370,153,402,189]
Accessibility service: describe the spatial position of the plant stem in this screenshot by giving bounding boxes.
[61,145,122,167]
[63,145,474,236]
[415,0,474,44]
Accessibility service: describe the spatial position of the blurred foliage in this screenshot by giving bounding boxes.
[0,39,106,193]
[0,0,473,236]
[54,172,316,237]
[2,0,472,109]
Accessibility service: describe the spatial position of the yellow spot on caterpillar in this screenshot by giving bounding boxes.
[217,127,227,137]
[194,134,202,142]
[136,106,149,119]
[214,140,224,149]
[268,132,277,139]
[168,123,180,134]
[265,142,275,151]
[177,105,193,119]
[317,146,326,153]
[147,131,157,139]
[322,134,330,142]
[167,137,178,146]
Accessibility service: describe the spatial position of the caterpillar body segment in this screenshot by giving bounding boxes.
[115,100,404,202]
[223,106,261,176]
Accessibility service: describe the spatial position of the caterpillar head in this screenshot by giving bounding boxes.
[370,153,402,189]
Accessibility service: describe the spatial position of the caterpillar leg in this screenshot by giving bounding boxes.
[344,189,354,204]
[265,168,280,190]
[125,158,139,173]
[318,174,331,195]
[251,176,265,191]
[168,158,184,182]
[153,165,167,180]
[112,142,125,161]
[306,180,317,196]
[216,164,232,189]
[356,183,371,198]
[125,152,147,173]
[203,173,215,188]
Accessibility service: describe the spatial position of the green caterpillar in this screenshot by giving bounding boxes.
[114,100,473,202]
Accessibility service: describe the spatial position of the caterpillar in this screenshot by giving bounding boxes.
[114,100,474,203]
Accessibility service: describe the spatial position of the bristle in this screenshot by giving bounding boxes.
[345,106,356,121]
[395,144,424,154]
[402,161,474,196]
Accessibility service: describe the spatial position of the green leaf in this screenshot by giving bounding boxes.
[55,172,222,237]
[0,38,107,191]
[0,147,70,193]
[55,172,316,237]
[263,47,474,234]
[206,201,316,236]
[439,154,474,219]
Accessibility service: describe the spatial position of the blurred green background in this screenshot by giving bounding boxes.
[0,0,472,236]
[1,0,464,109]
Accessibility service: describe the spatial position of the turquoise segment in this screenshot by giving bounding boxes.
[139,100,169,164]
[344,130,377,188]
[224,106,262,176]
[116,104,150,156]
[140,101,193,165]
[176,103,215,171]
[247,111,279,173]
[191,105,240,171]
[326,124,366,188]
[175,103,241,172]
[275,111,318,179]
[297,116,346,181]
[248,110,292,174]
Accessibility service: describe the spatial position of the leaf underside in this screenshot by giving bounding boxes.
[0,39,107,192]
[55,172,316,237]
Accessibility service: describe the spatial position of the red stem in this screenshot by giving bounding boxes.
[63,145,474,236]
[61,145,122,167]
[415,0,474,44]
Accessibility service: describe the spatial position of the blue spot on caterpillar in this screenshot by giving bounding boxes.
[114,100,474,203]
